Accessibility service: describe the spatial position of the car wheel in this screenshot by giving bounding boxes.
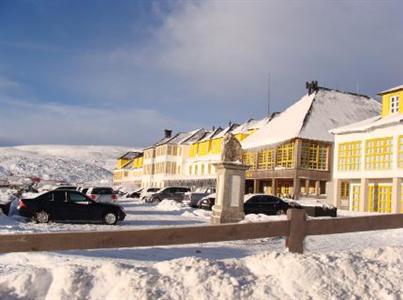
[35,210,49,223]
[276,209,286,215]
[151,197,161,204]
[103,211,118,225]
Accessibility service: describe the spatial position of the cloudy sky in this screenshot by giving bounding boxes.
[0,0,402,147]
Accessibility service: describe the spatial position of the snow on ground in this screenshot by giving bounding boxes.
[0,197,402,299]
[0,145,133,185]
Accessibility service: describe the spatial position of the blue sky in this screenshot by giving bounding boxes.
[0,0,402,147]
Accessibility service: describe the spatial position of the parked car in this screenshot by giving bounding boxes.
[198,193,302,215]
[183,187,216,208]
[140,187,160,201]
[243,194,301,215]
[17,190,125,225]
[198,193,216,209]
[146,187,191,203]
[86,187,117,203]
[126,188,143,198]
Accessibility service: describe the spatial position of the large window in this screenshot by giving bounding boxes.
[338,141,361,171]
[340,181,350,199]
[368,185,392,213]
[243,152,257,170]
[399,136,403,168]
[276,142,295,168]
[365,137,393,170]
[350,185,360,212]
[390,95,399,113]
[301,142,328,170]
[257,149,274,170]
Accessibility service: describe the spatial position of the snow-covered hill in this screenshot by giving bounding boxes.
[0,145,137,185]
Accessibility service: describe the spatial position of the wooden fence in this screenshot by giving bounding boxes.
[0,209,402,254]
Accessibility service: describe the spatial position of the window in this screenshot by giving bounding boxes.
[276,142,295,168]
[257,149,274,170]
[91,188,113,195]
[301,142,328,170]
[365,137,393,170]
[69,192,88,203]
[368,185,392,213]
[350,185,360,212]
[399,136,403,168]
[243,152,257,170]
[390,95,399,113]
[338,141,361,171]
[201,164,205,175]
[53,191,66,202]
[340,182,350,199]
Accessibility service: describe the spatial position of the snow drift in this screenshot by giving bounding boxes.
[0,246,401,300]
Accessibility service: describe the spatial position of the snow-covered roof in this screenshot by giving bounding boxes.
[378,84,403,95]
[242,88,381,150]
[330,113,403,135]
[215,123,239,138]
[198,127,222,142]
[118,151,143,159]
[182,128,208,144]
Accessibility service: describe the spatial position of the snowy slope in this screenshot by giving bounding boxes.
[0,145,135,185]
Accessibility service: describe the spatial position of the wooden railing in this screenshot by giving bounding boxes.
[0,210,402,254]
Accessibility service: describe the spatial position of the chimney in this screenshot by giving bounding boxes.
[164,129,172,138]
[305,80,319,95]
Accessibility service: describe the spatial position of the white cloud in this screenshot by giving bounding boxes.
[0,95,202,146]
[60,0,402,113]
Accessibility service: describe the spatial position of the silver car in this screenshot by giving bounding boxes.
[183,187,216,208]
[86,187,117,203]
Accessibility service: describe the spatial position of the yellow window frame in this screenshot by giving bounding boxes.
[365,137,393,170]
[257,149,274,170]
[338,141,361,171]
[350,185,360,211]
[276,141,295,168]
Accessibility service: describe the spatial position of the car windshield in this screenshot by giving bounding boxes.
[147,188,159,192]
[91,187,113,194]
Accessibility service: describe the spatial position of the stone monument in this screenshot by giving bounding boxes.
[211,133,249,224]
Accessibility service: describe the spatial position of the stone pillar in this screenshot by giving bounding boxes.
[293,171,300,200]
[305,179,310,195]
[211,162,249,224]
[253,180,259,194]
[391,177,401,213]
[360,178,369,212]
[271,178,276,196]
[332,179,341,208]
[315,180,321,197]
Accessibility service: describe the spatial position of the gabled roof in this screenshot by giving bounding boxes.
[330,113,403,135]
[118,151,143,160]
[215,123,239,138]
[242,87,381,150]
[378,84,403,95]
[180,128,208,145]
[198,127,223,142]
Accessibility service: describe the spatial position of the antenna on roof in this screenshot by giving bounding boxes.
[267,72,271,116]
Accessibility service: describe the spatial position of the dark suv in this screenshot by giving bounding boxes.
[147,187,191,203]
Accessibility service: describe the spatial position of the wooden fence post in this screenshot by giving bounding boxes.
[286,208,307,254]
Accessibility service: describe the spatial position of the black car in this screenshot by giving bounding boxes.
[17,190,126,225]
[244,194,298,215]
[199,194,300,215]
